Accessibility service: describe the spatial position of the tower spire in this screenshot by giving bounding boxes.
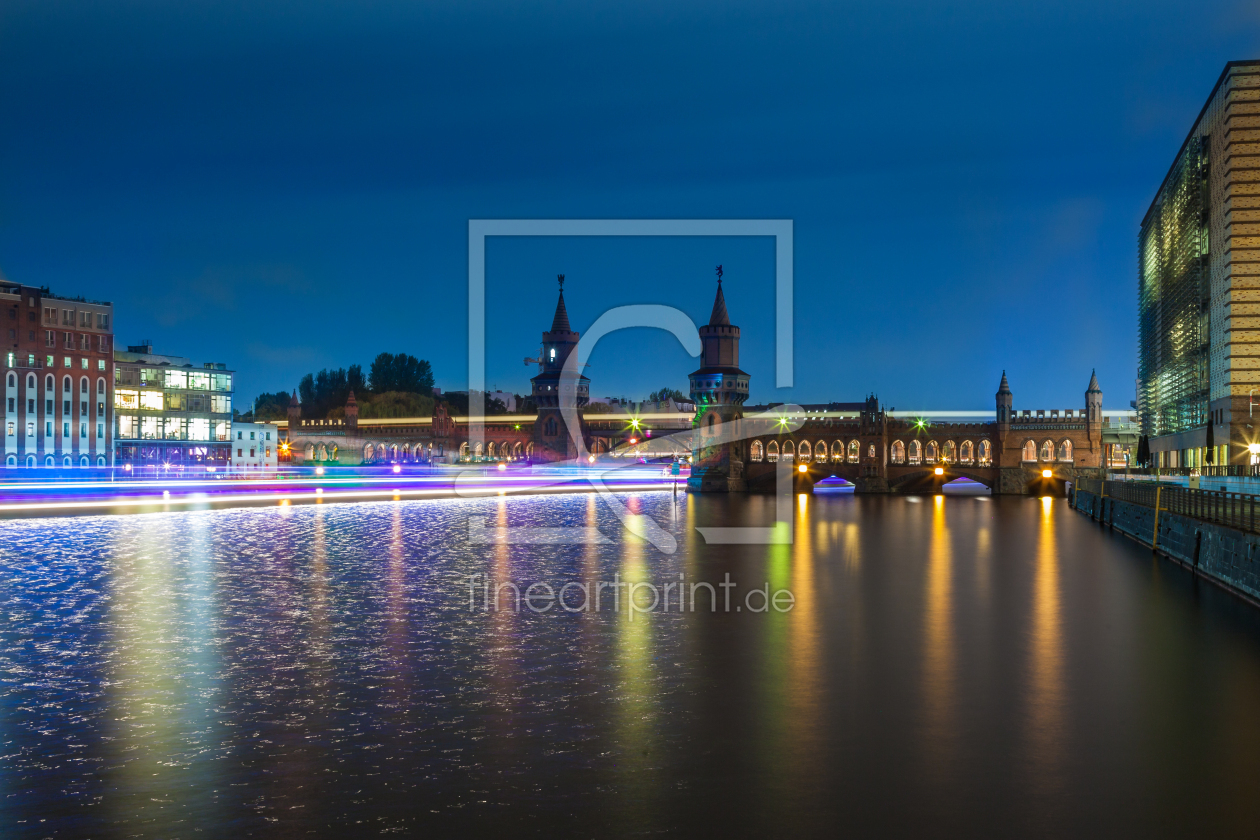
[708,269,730,326]
[550,274,572,333]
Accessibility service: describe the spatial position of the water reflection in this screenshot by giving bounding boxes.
[3,495,1260,837]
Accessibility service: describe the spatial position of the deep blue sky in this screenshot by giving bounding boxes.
[2,0,1258,411]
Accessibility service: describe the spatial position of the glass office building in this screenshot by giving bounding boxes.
[1138,60,1260,468]
[113,343,234,471]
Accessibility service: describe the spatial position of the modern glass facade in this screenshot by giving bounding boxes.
[113,347,234,469]
[1138,136,1210,438]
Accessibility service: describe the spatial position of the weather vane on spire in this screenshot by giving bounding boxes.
[715,265,723,285]
[557,274,565,290]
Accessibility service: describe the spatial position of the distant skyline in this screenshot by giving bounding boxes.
[1,0,1258,409]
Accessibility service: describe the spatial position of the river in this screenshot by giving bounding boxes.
[3,492,1260,838]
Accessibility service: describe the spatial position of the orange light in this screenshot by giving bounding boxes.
[1042,469,1052,478]
[934,467,944,476]
[629,438,637,444]
[798,463,807,473]
[497,462,506,471]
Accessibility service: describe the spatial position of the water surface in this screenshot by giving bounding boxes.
[3,493,1260,838]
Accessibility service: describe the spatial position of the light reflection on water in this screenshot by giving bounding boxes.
[4,494,1260,837]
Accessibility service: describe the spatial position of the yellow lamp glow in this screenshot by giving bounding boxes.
[497,462,507,471]
[1249,443,1260,455]
[934,467,944,475]
[798,463,807,473]
[1042,469,1052,478]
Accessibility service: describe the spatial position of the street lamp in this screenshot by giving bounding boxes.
[1042,469,1052,478]
[798,463,807,473]
[934,467,944,476]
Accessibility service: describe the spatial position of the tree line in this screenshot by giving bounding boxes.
[249,353,435,420]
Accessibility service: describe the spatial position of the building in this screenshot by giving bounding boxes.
[1139,59,1260,468]
[529,275,589,461]
[113,343,234,471]
[0,279,114,468]
[688,273,750,491]
[230,422,279,471]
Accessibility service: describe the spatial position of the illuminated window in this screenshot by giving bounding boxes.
[750,440,764,461]
[848,439,859,463]
[1039,440,1053,461]
[978,440,992,466]
[908,440,921,465]
[141,417,161,439]
[97,423,103,439]
[1057,440,1073,461]
[139,391,163,411]
[783,439,795,461]
[798,440,811,460]
[25,422,32,437]
[165,370,188,389]
[959,440,973,464]
[766,440,779,462]
[891,440,906,464]
[925,441,938,464]
[211,395,231,414]
[1022,440,1036,462]
[6,422,13,436]
[115,389,139,410]
[815,441,827,463]
[189,372,210,390]
[97,359,105,371]
[165,418,186,440]
[831,440,843,462]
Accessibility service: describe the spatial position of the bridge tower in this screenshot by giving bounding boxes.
[287,389,301,429]
[995,370,1012,442]
[1085,369,1102,455]
[688,269,751,492]
[530,275,589,461]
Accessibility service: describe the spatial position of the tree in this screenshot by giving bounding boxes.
[252,391,292,421]
[369,353,434,394]
[648,386,688,403]
[299,368,356,418]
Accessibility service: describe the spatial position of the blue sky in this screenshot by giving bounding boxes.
[1,0,1258,411]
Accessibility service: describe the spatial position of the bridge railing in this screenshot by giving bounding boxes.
[1079,478,1260,535]
[1109,466,1260,478]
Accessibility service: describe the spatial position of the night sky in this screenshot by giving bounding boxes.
[1,1,1257,412]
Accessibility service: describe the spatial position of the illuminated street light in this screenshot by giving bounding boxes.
[315,466,324,476]
[1249,443,1260,455]
[629,438,638,445]
[934,467,944,475]
[1042,469,1052,478]
[392,464,401,474]
[797,463,807,473]
[497,462,507,471]
[588,455,595,463]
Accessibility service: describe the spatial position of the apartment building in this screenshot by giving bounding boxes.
[1,281,114,468]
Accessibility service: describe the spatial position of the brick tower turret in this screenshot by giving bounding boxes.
[530,275,589,461]
[688,267,750,492]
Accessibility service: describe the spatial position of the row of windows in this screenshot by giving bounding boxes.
[748,438,997,467]
[42,307,109,331]
[6,373,107,395]
[114,389,230,413]
[6,421,105,439]
[43,331,111,352]
[116,416,230,441]
[1021,440,1074,462]
[5,355,108,372]
[115,368,232,391]
[236,447,271,459]
[4,454,108,468]
[5,397,104,417]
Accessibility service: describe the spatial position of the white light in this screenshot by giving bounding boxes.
[1249,443,1260,455]
[162,490,170,498]
[315,466,324,475]
[392,464,401,473]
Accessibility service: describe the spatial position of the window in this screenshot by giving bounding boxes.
[118,416,138,438]
[45,399,51,414]
[237,448,243,457]
[25,422,33,437]
[115,390,139,410]
[848,440,859,463]
[237,431,242,440]
[214,421,230,441]
[140,417,161,439]
[766,440,779,462]
[25,374,33,389]
[213,373,232,392]
[188,418,211,440]
[210,395,230,413]
[97,358,106,371]
[63,357,70,368]
[79,378,87,394]
[167,393,184,411]
[45,355,53,368]
[891,440,905,464]
[7,421,13,436]
[165,370,187,389]
[97,402,104,417]
[1040,440,1053,461]
[751,441,764,461]
[62,401,69,416]
[266,432,271,441]
[250,449,255,457]
[27,399,33,413]
[978,440,992,467]
[80,358,87,369]
[63,332,72,348]
[1057,440,1073,461]
[45,421,51,437]
[80,422,87,438]
[5,398,11,412]
[61,310,72,325]
[798,440,811,460]
[43,307,55,324]
[140,368,162,386]
[139,391,163,410]
[164,418,186,440]
[79,311,91,327]
[925,441,938,464]
[97,423,103,439]
[1022,441,1037,462]
[908,440,921,465]
[97,379,104,394]
[249,431,256,440]
[62,422,69,437]
[189,372,210,390]
[97,313,109,330]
